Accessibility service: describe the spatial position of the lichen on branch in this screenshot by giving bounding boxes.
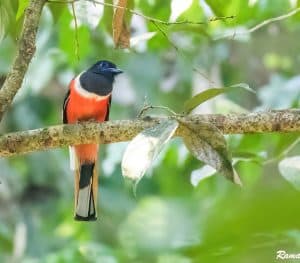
[0,109,299,158]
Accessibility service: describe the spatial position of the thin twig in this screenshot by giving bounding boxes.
[151,21,214,83]
[138,104,178,118]
[47,0,235,26]
[71,2,80,60]
[264,137,300,165]
[47,0,224,83]
[215,7,300,40]
[248,7,300,33]
[151,21,179,51]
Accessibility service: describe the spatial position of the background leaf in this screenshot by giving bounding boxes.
[0,0,15,42]
[122,119,179,183]
[190,165,216,187]
[16,0,28,21]
[0,1,300,261]
[183,83,255,113]
[279,156,300,191]
[181,121,241,184]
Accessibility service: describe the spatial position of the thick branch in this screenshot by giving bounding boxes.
[0,110,299,158]
[0,0,46,121]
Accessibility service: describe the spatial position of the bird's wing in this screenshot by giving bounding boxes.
[62,89,70,124]
[105,95,112,121]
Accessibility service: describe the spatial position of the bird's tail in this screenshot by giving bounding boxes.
[74,162,98,221]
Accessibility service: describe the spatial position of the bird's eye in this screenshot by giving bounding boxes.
[99,62,108,68]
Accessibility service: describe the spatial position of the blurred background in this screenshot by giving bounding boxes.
[1,0,300,262]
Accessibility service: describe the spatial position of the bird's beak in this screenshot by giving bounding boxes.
[106,68,123,74]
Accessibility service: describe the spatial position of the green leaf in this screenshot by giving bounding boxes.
[0,0,15,42]
[177,0,204,22]
[101,0,114,34]
[181,121,241,185]
[16,0,28,21]
[48,1,67,23]
[183,83,255,114]
[125,0,134,22]
[191,165,216,187]
[130,32,157,47]
[122,119,179,184]
[279,156,300,191]
[204,0,230,17]
[232,151,267,164]
[142,1,171,50]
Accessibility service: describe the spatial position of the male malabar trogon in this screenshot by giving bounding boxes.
[63,60,122,221]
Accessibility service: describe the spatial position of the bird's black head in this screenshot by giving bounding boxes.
[88,60,123,81]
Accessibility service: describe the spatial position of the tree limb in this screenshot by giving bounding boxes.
[0,0,46,121]
[0,109,299,158]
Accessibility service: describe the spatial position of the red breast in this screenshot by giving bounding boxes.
[66,78,110,163]
[66,78,110,124]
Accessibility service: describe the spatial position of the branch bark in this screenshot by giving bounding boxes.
[0,109,299,158]
[0,0,46,121]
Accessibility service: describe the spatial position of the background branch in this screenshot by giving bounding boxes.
[0,109,299,158]
[47,0,234,26]
[0,0,46,121]
[215,7,300,40]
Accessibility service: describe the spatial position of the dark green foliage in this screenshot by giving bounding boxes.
[0,1,300,262]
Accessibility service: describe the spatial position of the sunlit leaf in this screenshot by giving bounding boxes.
[232,151,267,162]
[0,0,14,42]
[71,0,104,29]
[170,0,193,22]
[204,0,227,17]
[16,0,28,21]
[183,83,255,114]
[190,165,216,187]
[130,32,157,47]
[181,121,241,184]
[176,0,204,22]
[48,2,67,23]
[279,156,300,191]
[122,119,179,183]
[143,1,171,50]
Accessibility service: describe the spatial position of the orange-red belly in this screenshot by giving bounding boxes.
[66,80,109,163]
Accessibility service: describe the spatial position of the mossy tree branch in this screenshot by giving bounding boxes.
[0,0,46,121]
[0,109,299,158]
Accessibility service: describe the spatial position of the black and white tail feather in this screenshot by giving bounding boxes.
[70,148,98,221]
[63,89,98,221]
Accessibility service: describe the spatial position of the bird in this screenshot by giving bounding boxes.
[63,60,123,221]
